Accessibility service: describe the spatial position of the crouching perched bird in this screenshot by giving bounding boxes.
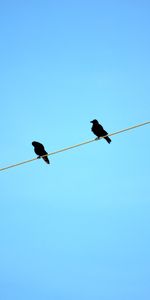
[91,119,111,144]
[32,141,50,164]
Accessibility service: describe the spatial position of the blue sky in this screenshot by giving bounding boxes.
[0,1,150,299]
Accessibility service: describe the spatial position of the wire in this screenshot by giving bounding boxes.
[0,121,150,172]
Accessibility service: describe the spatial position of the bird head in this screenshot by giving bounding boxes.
[90,119,99,124]
[32,141,36,147]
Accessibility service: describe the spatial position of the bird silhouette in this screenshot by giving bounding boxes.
[32,141,50,164]
[91,119,111,144]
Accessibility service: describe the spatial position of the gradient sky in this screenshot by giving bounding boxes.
[0,1,150,299]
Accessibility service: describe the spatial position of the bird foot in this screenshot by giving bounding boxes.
[37,156,41,159]
[95,137,100,140]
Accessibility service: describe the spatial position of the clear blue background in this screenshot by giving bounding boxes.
[0,1,150,299]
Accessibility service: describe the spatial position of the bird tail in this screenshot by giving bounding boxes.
[104,136,111,144]
[42,155,50,164]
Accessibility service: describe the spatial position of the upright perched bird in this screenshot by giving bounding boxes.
[91,119,111,144]
[32,141,50,164]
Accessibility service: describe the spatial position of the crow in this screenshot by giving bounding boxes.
[32,141,50,164]
[90,119,111,144]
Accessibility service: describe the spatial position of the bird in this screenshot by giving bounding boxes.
[90,119,111,144]
[32,141,50,164]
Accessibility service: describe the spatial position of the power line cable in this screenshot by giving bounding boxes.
[0,121,150,172]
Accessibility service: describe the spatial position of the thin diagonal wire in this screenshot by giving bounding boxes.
[0,121,150,172]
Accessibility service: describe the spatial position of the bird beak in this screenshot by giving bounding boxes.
[90,121,93,123]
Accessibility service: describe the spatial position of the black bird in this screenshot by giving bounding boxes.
[32,141,50,164]
[91,119,111,144]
